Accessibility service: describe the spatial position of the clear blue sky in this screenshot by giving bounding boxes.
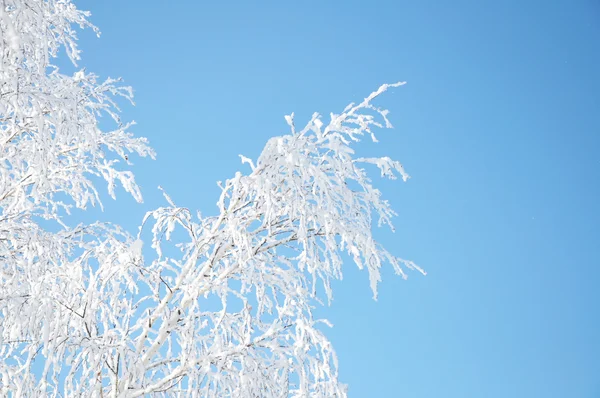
[69,1,599,396]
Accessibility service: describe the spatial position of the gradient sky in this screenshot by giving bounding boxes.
[66,1,600,396]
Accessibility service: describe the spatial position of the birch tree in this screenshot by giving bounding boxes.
[0,1,423,396]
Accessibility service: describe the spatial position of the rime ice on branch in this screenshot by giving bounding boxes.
[0,1,421,397]
[0,1,153,396]
[129,81,424,397]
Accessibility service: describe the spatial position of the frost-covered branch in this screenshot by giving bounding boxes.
[0,1,153,396]
[112,82,423,397]
[0,1,422,396]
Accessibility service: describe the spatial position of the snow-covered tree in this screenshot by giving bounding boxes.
[0,1,423,396]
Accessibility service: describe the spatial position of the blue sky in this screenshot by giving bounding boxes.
[69,1,599,396]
